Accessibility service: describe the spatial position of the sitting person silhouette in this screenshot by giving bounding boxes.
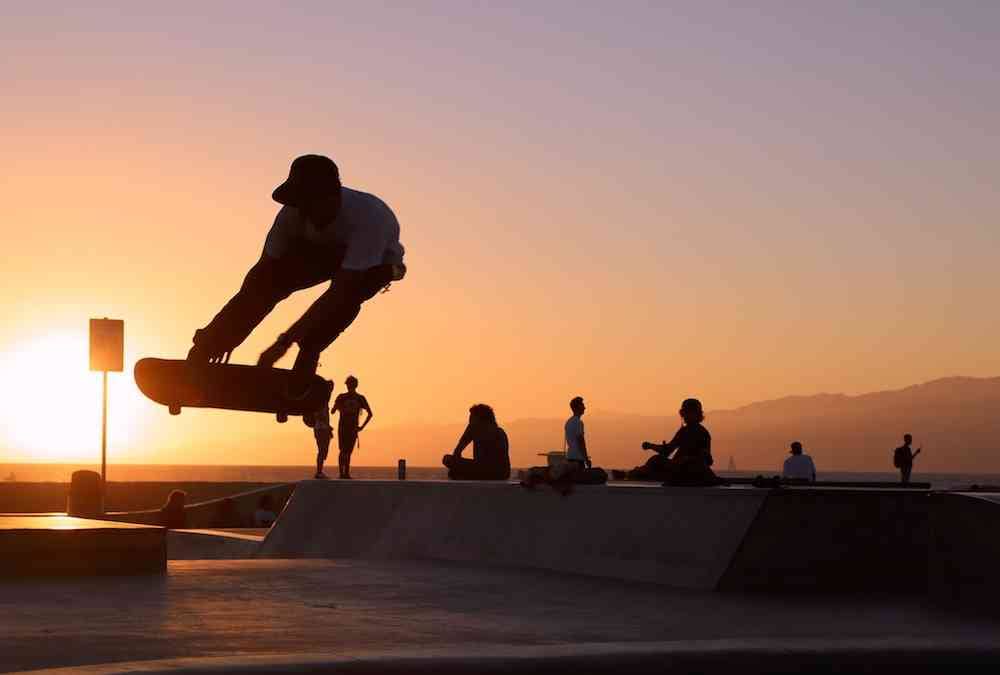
[443,404,511,480]
[187,154,406,396]
[782,441,816,482]
[633,398,718,485]
[521,397,607,493]
[159,489,187,529]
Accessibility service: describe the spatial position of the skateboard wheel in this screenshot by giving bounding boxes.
[276,412,288,423]
[168,405,181,416]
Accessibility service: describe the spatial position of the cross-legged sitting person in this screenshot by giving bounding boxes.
[635,398,720,486]
[442,404,511,480]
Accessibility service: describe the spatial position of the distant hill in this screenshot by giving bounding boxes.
[357,376,1000,472]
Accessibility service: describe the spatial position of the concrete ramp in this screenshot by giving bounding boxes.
[258,480,766,589]
[929,491,1000,610]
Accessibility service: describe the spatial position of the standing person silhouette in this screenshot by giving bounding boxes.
[894,433,922,485]
[331,376,372,479]
[187,155,406,398]
[312,403,333,480]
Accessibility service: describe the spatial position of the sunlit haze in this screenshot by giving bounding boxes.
[2,2,998,466]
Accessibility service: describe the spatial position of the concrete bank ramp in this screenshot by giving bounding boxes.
[930,491,1000,609]
[258,480,766,589]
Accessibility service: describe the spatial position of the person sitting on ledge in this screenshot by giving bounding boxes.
[782,441,816,482]
[442,404,511,480]
[159,489,187,529]
[522,396,608,492]
[634,398,719,486]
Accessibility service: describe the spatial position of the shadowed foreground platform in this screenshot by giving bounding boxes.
[0,515,165,576]
[3,560,999,673]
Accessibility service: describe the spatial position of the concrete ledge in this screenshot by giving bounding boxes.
[167,529,264,560]
[0,516,165,576]
[259,480,766,589]
[106,484,295,529]
[21,639,1000,674]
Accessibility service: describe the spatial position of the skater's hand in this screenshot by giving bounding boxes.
[585,458,592,469]
[258,334,291,368]
[641,441,656,451]
[187,341,231,364]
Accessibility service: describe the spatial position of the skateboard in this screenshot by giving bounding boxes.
[134,358,333,423]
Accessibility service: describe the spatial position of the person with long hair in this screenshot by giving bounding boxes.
[443,404,511,480]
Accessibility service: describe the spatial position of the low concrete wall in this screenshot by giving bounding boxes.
[168,529,265,559]
[258,480,767,589]
[929,492,1000,611]
[0,516,165,576]
[106,484,295,529]
[719,488,929,592]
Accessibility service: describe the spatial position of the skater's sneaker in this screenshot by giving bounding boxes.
[314,472,330,480]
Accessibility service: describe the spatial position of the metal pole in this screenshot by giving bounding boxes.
[101,370,108,491]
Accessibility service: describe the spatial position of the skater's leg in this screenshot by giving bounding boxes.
[287,266,394,386]
[191,253,329,362]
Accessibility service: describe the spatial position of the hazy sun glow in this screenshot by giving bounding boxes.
[0,333,143,462]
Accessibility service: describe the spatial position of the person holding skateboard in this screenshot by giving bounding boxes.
[187,154,406,397]
[331,375,372,479]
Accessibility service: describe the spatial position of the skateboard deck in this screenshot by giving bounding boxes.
[134,358,333,423]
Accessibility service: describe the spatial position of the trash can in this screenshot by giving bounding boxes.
[67,470,103,518]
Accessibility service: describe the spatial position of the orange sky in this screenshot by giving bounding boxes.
[2,3,998,464]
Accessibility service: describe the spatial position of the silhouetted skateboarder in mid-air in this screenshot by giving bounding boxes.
[186,155,406,397]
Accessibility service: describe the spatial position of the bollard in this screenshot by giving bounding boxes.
[398,459,406,480]
[67,470,104,518]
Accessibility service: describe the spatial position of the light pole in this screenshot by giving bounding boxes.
[89,318,124,496]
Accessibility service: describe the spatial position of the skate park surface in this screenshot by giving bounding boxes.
[4,559,1000,673]
[4,479,1000,672]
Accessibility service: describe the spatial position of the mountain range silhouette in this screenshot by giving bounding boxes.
[357,376,1000,472]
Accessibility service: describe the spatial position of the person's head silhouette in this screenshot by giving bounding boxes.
[570,396,586,417]
[272,154,343,228]
[903,433,912,446]
[468,403,497,427]
[345,375,358,392]
[790,441,803,455]
[679,398,704,425]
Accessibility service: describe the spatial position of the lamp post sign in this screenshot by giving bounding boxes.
[89,318,124,488]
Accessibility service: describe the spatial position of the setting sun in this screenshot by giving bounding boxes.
[0,333,142,463]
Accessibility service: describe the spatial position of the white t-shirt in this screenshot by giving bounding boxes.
[783,454,816,481]
[264,187,405,270]
[564,415,586,461]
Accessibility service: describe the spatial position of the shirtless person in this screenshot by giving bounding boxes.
[187,155,406,398]
[331,376,372,479]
